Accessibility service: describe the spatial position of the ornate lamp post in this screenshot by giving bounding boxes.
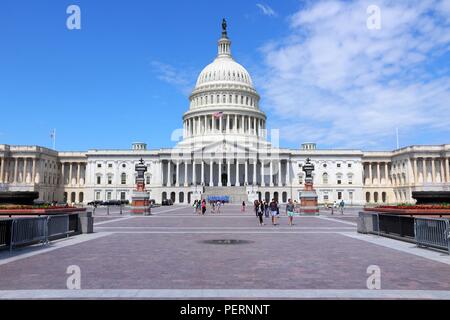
[299,158,319,215]
[131,158,151,214]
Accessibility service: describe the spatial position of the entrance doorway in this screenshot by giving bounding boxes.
[221,173,228,186]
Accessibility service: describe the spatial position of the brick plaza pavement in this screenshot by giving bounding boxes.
[0,204,450,299]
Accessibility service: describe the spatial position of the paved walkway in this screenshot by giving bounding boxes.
[1,204,449,299]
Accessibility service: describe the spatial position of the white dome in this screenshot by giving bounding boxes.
[196,57,253,87]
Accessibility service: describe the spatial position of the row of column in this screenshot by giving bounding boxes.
[411,157,450,184]
[184,114,265,138]
[364,157,450,186]
[61,162,86,186]
[161,159,291,187]
[0,157,39,184]
[364,162,391,186]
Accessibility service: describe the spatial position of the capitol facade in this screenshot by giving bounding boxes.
[1,24,449,205]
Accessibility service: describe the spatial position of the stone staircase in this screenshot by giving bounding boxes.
[202,186,248,204]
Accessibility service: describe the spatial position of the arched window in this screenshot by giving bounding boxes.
[322,172,328,184]
[121,173,127,185]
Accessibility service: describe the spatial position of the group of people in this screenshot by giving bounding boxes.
[252,198,296,226]
[193,199,224,215]
[330,200,346,215]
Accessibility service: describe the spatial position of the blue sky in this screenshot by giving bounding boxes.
[0,0,449,151]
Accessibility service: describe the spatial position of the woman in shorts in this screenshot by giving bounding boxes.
[286,198,295,226]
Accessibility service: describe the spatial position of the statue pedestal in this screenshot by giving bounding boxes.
[299,182,319,215]
[131,182,151,215]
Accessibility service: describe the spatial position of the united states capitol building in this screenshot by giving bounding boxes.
[1,23,449,205]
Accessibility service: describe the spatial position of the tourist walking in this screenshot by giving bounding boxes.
[264,201,269,218]
[201,199,207,215]
[253,200,259,216]
[241,201,246,212]
[269,198,278,225]
[216,200,221,214]
[286,198,295,226]
[196,200,201,215]
[256,201,264,226]
[339,200,345,215]
[193,200,198,214]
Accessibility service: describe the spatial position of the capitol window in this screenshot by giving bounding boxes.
[322,173,329,184]
[96,176,101,185]
[121,173,127,185]
[97,163,102,168]
[107,175,113,185]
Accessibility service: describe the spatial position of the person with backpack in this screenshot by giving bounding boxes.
[269,198,278,225]
[339,200,345,215]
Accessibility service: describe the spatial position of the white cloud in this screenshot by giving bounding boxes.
[150,61,195,95]
[257,0,450,149]
[256,3,277,17]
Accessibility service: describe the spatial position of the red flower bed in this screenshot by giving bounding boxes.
[376,205,450,210]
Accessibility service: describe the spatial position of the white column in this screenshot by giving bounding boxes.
[167,161,172,186]
[286,160,290,186]
[440,158,444,183]
[412,159,417,184]
[227,160,231,186]
[261,161,265,187]
[192,160,196,186]
[176,161,180,186]
[422,158,427,183]
[218,160,222,186]
[226,115,230,134]
[368,163,372,185]
[235,160,240,186]
[69,162,73,186]
[445,157,450,183]
[77,163,81,186]
[159,161,163,186]
[0,157,4,183]
[376,162,380,185]
[244,159,248,185]
[247,117,251,134]
[278,161,282,186]
[23,158,27,183]
[241,115,244,133]
[204,116,207,134]
[253,159,257,185]
[13,158,18,183]
[253,117,256,135]
[184,161,188,186]
[431,158,436,183]
[209,160,213,186]
[201,160,205,185]
[270,160,274,186]
[234,115,237,133]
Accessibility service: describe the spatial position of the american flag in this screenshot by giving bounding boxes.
[213,112,224,119]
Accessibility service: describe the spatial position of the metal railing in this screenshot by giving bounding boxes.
[415,218,450,253]
[0,213,82,252]
[47,215,70,240]
[0,219,11,248]
[10,217,47,252]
